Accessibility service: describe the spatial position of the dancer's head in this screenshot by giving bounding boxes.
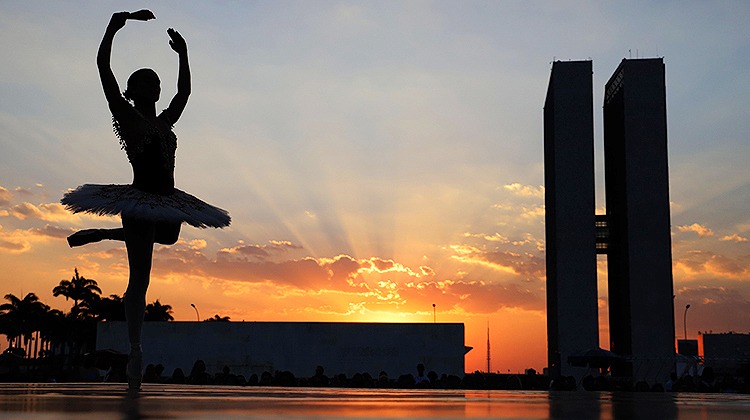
[124,68,161,103]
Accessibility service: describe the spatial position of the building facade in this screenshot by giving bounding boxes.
[603,58,675,382]
[98,321,467,379]
[544,58,675,385]
[544,60,599,379]
[701,333,750,378]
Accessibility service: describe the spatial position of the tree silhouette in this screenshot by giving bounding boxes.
[37,308,66,357]
[205,314,231,322]
[52,268,102,312]
[90,294,126,322]
[144,299,174,321]
[0,293,49,352]
[0,269,179,363]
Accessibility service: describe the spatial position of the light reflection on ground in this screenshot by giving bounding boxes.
[0,384,747,419]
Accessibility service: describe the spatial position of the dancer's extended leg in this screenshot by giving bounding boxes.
[68,223,179,247]
[67,228,125,247]
[122,217,155,390]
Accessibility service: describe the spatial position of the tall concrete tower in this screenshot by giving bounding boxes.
[603,58,675,382]
[544,60,599,379]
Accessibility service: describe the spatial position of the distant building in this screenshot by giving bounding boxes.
[677,339,699,357]
[543,60,599,379]
[544,58,675,385]
[701,333,750,378]
[603,58,675,382]
[97,322,468,379]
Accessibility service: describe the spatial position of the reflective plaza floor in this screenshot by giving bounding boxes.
[0,383,748,419]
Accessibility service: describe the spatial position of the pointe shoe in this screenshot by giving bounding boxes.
[127,349,144,390]
[67,229,104,247]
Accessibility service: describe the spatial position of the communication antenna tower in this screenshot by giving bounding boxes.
[486,320,491,373]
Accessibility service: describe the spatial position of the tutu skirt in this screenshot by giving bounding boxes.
[61,184,230,228]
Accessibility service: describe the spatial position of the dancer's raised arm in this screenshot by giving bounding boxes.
[97,10,155,115]
[164,28,191,124]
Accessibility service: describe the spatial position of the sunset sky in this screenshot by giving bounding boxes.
[1,1,748,373]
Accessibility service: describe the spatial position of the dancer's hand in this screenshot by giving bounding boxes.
[129,9,156,21]
[167,28,187,54]
[107,10,154,32]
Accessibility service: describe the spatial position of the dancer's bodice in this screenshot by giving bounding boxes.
[114,110,176,195]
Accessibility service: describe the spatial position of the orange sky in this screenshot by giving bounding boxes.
[0,183,552,372]
[1,181,748,373]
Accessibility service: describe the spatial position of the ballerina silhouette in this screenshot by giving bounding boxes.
[61,10,230,390]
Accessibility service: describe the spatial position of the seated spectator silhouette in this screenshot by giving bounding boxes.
[215,365,239,385]
[310,365,329,387]
[275,370,297,387]
[699,366,717,392]
[427,371,439,386]
[143,364,159,383]
[188,359,211,385]
[351,372,365,388]
[247,373,259,386]
[415,363,429,386]
[398,373,415,388]
[259,371,274,386]
[665,372,677,391]
[377,371,390,387]
[169,367,186,384]
[331,373,347,387]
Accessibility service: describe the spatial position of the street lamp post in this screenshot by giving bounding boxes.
[683,304,691,340]
[190,303,200,322]
[432,303,436,323]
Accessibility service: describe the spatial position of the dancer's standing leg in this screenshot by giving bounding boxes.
[122,216,156,389]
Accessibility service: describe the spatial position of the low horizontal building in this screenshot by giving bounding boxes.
[97,322,468,379]
[701,332,750,378]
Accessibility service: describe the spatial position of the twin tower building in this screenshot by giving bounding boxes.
[544,58,675,384]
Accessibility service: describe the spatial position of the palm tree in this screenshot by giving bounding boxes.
[52,268,102,312]
[205,314,231,322]
[37,308,66,357]
[144,299,174,321]
[0,293,50,354]
[90,294,126,322]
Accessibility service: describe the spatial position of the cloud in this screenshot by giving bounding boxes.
[677,223,714,237]
[677,285,748,307]
[463,231,544,251]
[449,244,545,280]
[0,187,11,206]
[4,201,99,223]
[218,240,303,261]
[465,232,510,243]
[443,279,544,313]
[188,239,207,250]
[28,224,75,239]
[490,201,546,227]
[674,250,750,279]
[503,183,544,198]
[91,240,545,315]
[0,225,30,253]
[13,187,34,196]
[519,206,545,222]
[720,234,748,243]
[6,202,43,220]
[0,238,29,253]
[0,223,74,253]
